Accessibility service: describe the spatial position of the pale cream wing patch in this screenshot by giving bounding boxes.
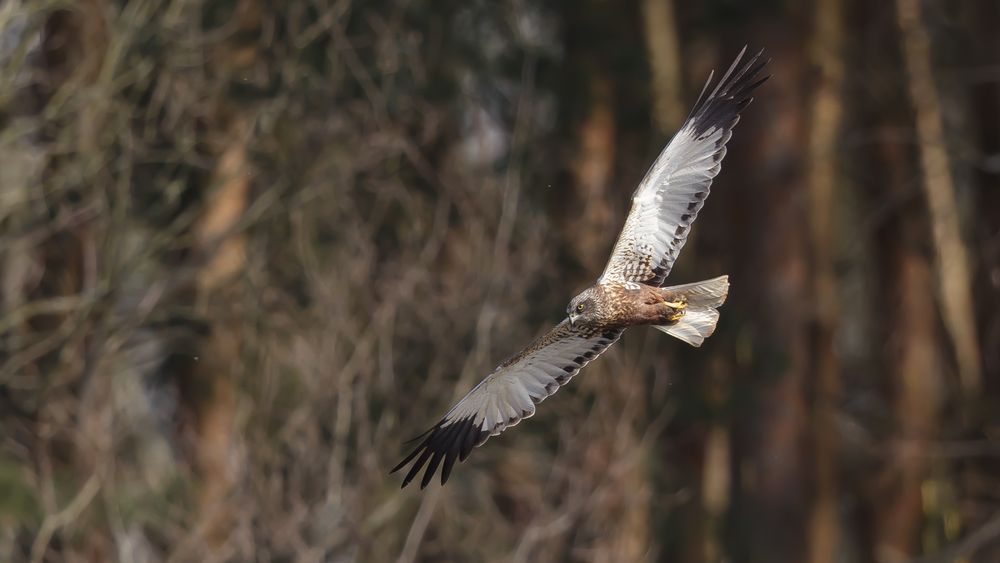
[392,320,622,488]
[600,47,768,287]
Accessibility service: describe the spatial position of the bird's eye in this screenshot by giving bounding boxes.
[576,303,585,313]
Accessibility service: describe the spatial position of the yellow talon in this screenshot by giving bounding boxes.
[663,297,687,323]
[664,300,687,310]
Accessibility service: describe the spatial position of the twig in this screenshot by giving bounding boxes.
[396,486,440,563]
[30,474,101,563]
[908,510,1000,563]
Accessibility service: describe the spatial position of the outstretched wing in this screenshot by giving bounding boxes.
[391,320,622,489]
[600,47,769,287]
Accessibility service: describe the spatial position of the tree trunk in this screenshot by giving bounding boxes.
[182,1,262,550]
[726,27,811,563]
[872,128,942,563]
[806,0,845,560]
[641,0,684,134]
[187,116,251,549]
[895,0,981,397]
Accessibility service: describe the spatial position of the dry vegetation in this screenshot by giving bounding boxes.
[1,0,999,562]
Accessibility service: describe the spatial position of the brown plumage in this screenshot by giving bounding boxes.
[392,47,768,489]
[565,282,701,328]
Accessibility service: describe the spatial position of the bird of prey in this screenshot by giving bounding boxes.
[393,47,768,489]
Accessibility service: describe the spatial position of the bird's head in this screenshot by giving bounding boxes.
[567,288,599,328]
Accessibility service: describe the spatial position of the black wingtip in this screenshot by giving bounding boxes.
[401,426,436,446]
[686,46,770,136]
[393,416,488,489]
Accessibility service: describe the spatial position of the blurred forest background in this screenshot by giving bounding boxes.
[1,0,999,561]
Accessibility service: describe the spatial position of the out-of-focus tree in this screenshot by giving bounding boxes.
[806,0,845,560]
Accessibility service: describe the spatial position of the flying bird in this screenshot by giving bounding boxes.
[393,47,769,489]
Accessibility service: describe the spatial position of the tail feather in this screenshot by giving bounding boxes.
[664,275,729,308]
[654,275,729,348]
[654,309,720,347]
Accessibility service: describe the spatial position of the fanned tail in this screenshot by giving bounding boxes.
[654,275,729,347]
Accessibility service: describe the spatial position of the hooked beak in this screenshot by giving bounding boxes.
[568,313,577,328]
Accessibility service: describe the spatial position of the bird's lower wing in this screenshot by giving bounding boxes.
[391,320,623,488]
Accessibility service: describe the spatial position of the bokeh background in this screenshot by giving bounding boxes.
[2,0,999,561]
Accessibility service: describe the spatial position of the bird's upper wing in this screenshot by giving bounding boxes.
[599,47,769,287]
[391,320,623,488]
